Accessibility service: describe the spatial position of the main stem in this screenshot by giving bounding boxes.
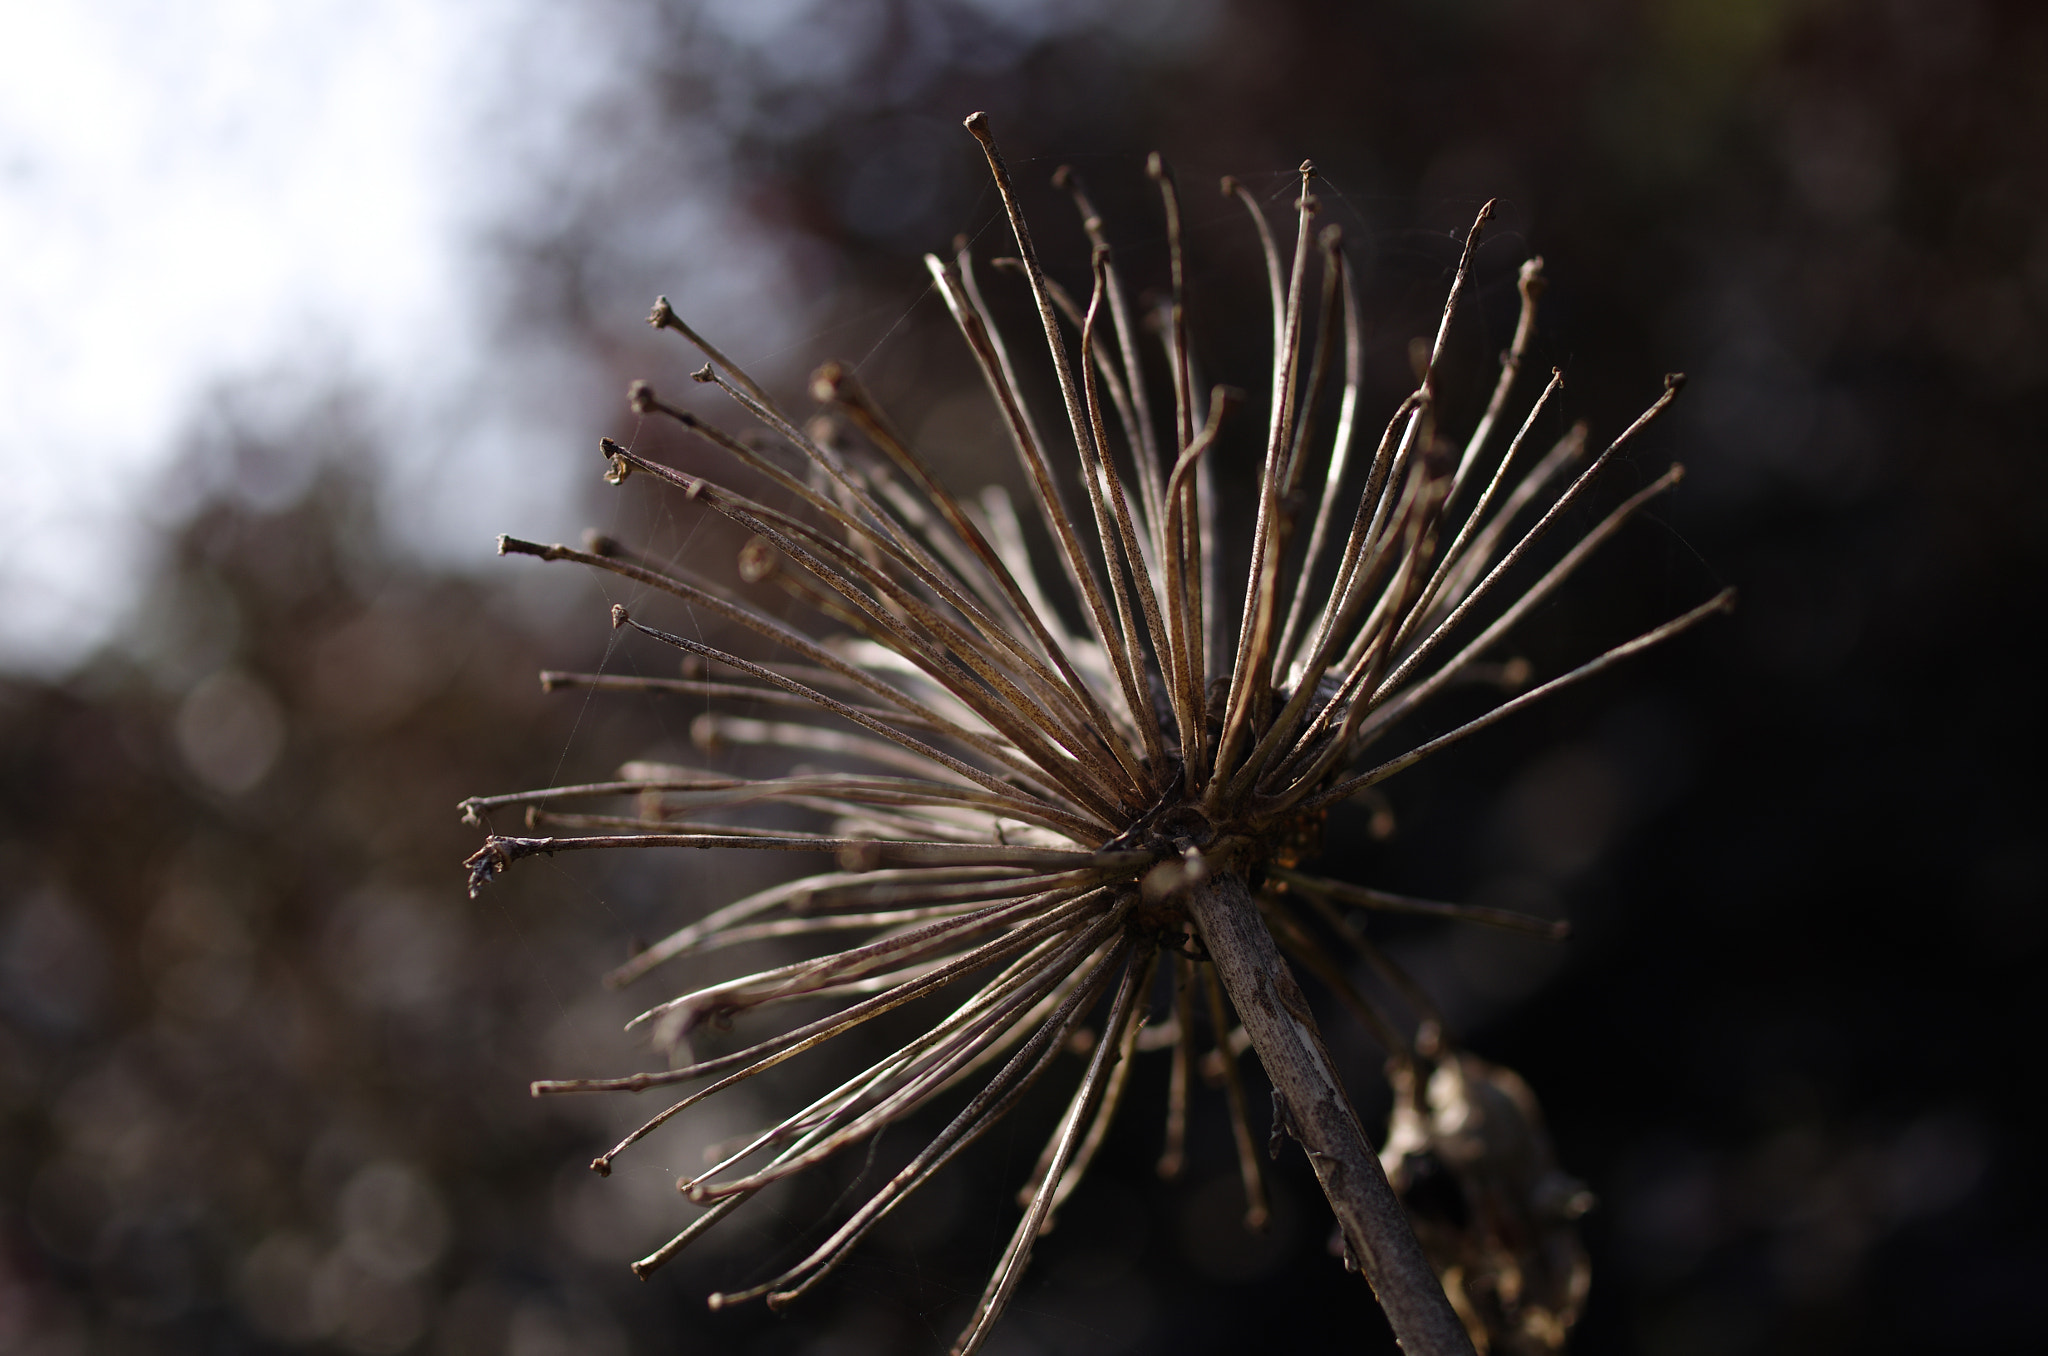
[1184,870,1475,1356]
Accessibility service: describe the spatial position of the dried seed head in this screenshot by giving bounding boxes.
[462,114,1727,1356]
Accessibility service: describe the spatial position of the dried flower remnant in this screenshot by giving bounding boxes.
[1380,1036,1594,1354]
[461,113,1729,1356]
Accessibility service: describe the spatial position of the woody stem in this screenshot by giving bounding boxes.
[1184,870,1475,1356]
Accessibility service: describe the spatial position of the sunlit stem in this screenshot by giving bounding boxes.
[1184,870,1477,1356]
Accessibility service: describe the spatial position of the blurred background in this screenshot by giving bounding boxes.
[2,1,2042,1353]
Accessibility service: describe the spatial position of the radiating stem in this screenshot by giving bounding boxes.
[1182,869,1476,1356]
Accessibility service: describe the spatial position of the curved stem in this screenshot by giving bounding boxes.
[1183,870,1475,1356]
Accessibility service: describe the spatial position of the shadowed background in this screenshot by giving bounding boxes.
[3,2,2041,1353]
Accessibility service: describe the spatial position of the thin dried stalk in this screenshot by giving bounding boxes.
[1185,871,1470,1354]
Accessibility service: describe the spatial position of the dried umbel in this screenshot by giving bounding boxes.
[462,113,1728,1356]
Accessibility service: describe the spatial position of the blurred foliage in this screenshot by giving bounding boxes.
[4,1,2044,1353]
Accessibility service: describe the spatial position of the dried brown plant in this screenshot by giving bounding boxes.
[461,113,1729,1356]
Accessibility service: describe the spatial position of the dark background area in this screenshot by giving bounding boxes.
[4,1,2043,1353]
